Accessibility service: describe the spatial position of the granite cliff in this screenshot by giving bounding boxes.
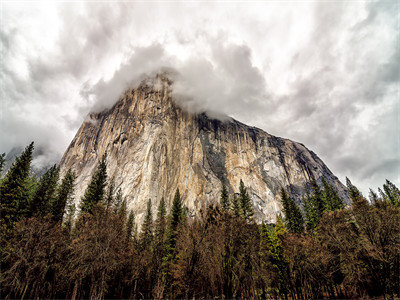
[59,75,347,223]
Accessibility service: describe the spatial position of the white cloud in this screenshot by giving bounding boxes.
[1,1,398,194]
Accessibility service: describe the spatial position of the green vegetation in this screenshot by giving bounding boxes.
[280,187,304,234]
[220,183,229,211]
[80,153,107,215]
[1,142,399,299]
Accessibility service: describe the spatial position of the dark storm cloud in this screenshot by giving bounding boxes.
[0,2,398,192]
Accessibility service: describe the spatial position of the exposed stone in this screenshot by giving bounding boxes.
[59,75,348,224]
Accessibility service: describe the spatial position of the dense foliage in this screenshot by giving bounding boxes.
[1,142,399,299]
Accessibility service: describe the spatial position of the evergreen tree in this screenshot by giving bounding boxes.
[280,187,304,234]
[118,198,127,221]
[346,177,363,203]
[104,179,115,211]
[238,180,254,221]
[169,189,183,231]
[50,169,75,223]
[163,189,184,294]
[220,183,230,211]
[140,199,153,249]
[156,197,167,225]
[266,215,289,297]
[29,165,60,217]
[126,210,135,244]
[310,176,324,217]
[80,154,107,214]
[259,221,270,264]
[231,194,241,218]
[280,187,292,222]
[378,187,386,201]
[303,178,327,231]
[321,177,344,211]
[154,197,167,246]
[369,188,379,204]
[291,203,304,234]
[382,179,400,206]
[153,197,167,249]
[0,142,34,230]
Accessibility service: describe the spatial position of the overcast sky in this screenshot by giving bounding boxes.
[1,1,398,194]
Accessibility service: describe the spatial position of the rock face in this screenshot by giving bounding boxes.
[59,76,347,223]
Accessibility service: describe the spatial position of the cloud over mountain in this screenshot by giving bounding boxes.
[1,1,398,193]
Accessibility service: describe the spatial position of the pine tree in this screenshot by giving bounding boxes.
[29,165,60,217]
[118,198,127,221]
[369,188,379,204]
[163,189,184,294]
[382,179,400,206]
[321,177,344,211]
[154,197,167,242]
[291,202,305,234]
[280,187,292,223]
[346,177,363,203]
[0,142,34,230]
[220,183,230,211]
[231,194,241,218]
[378,187,386,201]
[50,169,76,223]
[259,221,270,260]
[140,199,153,249]
[303,178,327,231]
[267,215,289,297]
[154,197,167,250]
[104,179,115,211]
[126,210,135,244]
[310,176,324,217]
[80,154,107,214]
[238,180,254,221]
[169,189,183,231]
[156,197,167,226]
[280,187,304,234]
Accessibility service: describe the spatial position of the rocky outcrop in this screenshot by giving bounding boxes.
[59,75,347,223]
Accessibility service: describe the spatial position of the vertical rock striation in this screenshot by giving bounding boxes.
[59,75,347,223]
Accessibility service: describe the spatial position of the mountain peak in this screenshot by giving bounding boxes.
[60,79,347,224]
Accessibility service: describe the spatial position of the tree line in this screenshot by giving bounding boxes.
[1,142,399,299]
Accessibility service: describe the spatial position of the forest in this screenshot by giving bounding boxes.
[1,142,399,299]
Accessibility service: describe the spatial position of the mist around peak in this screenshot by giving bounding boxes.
[81,42,267,124]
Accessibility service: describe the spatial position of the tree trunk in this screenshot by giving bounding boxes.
[21,283,29,300]
[71,280,78,300]
[134,279,137,299]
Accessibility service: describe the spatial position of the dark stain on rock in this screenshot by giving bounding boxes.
[199,132,228,183]
[247,127,259,147]
[267,136,292,192]
[261,170,281,195]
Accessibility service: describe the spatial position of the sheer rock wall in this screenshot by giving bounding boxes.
[59,77,347,223]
